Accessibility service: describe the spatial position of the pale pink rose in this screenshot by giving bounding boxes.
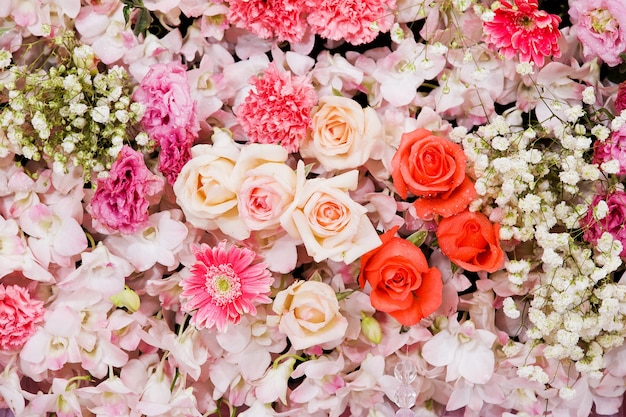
[0,284,44,351]
[271,280,348,350]
[237,160,296,231]
[88,146,164,235]
[569,0,626,67]
[299,96,383,172]
[280,161,382,263]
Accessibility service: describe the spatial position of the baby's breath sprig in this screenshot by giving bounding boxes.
[463,91,626,379]
[0,30,151,181]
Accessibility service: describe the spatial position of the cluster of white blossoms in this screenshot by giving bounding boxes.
[461,103,626,375]
[0,32,149,180]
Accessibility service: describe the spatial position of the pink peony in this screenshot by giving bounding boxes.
[593,127,626,175]
[237,63,316,153]
[88,146,164,235]
[133,62,200,183]
[0,284,44,351]
[583,190,626,257]
[180,241,273,331]
[227,0,309,43]
[569,0,626,67]
[483,0,561,67]
[305,0,396,45]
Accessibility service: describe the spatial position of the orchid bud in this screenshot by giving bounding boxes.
[110,286,140,312]
[361,312,382,344]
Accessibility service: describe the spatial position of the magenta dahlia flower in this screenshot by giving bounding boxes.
[483,0,562,67]
[181,242,273,331]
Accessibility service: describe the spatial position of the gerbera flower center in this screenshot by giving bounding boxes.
[518,16,536,30]
[205,264,243,306]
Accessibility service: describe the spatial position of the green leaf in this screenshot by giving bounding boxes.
[123,5,131,25]
[406,230,428,247]
[308,271,323,282]
[336,290,356,302]
[331,87,344,97]
[303,162,315,177]
[134,8,152,37]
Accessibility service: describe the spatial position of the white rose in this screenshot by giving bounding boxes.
[280,161,381,263]
[272,280,348,350]
[299,95,383,171]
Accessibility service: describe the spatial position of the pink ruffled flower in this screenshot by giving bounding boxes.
[88,146,164,235]
[593,127,626,175]
[0,284,44,351]
[583,190,626,257]
[615,81,626,113]
[569,0,626,67]
[305,0,396,45]
[227,0,309,43]
[133,62,200,183]
[237,63,316,153]
[180,241,273,331]
[483,0,561,67]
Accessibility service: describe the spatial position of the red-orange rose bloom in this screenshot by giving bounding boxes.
[358,226,442,326]
[391,128,476,219]
[436,210,505,273]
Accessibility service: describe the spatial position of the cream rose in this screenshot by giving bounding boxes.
[271,280,348,350]
[174,130,289,240]
[280,161,382,263]
[299,95,383,171]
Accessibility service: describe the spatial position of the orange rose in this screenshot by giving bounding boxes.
[436,210,505,273]
[391,128,476,219]
[358,226,442,326]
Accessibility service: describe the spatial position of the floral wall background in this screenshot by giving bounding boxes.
[2,0,626,416]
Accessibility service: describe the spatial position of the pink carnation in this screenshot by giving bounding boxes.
[237,63,316,153]
[227,0,308,43]
[180,241,273,331]
[583,190,626,257]
[593,127,626,175]
[89,146,164,235]
[0,284,44,351]
[305,0,396,45]
[483,0,561,67]
[615,81,626,113]
[157,131,195,185]
[133,62,200,183]
[569,0,626,67]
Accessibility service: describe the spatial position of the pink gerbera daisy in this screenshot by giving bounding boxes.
[236,63,317,153]
[483,0,562,67]
[180,241,273,331]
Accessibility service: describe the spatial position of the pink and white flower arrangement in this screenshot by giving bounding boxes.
[4,1,626,417]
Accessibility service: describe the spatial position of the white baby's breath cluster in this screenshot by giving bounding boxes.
[463,107,626,376]
[0,32,150,180]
